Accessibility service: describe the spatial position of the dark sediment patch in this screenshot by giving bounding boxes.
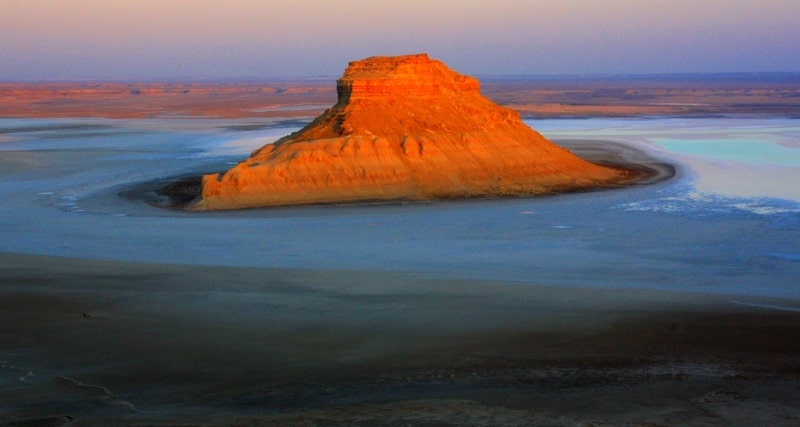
[151,175,203,208]
[119,174,204,209]
[556,138,677,186]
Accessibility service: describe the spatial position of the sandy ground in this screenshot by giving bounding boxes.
[1,252,799,426]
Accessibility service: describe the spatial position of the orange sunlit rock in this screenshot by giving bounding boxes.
[193,54,628,209]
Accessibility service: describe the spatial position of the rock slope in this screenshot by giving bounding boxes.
[192,54,629,209]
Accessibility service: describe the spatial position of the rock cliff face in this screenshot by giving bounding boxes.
[192,54,627,210]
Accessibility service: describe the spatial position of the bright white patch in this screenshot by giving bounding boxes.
[731,300,800,312]
[530,118,800,205]
[195,126,301,158]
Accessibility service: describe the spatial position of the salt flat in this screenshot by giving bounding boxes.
[1,117,798,297]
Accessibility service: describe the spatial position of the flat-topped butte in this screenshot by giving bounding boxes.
[192,54,633,210]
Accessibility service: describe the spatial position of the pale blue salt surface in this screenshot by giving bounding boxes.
[652,138,800,167]
[1,117,799,298]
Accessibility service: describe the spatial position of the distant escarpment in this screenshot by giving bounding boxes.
[191,54,633,210]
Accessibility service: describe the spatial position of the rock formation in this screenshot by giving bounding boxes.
[191,54,629,210]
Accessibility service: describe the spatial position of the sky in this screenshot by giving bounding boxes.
[2,0,799,81]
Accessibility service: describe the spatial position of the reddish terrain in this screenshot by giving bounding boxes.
[2,74,797,119]
[483,75,800,118]
[0,80,334,119]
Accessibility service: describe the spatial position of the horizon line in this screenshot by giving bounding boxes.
[2,71,800,85]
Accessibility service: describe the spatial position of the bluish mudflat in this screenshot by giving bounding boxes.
[1,117,799,298]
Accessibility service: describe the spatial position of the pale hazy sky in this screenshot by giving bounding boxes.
[2,0,799,81]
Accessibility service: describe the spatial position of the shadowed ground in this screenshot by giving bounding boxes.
[1,253,798,426]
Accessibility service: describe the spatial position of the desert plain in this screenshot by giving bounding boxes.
[1,73,800,426]
[2,73,798,120]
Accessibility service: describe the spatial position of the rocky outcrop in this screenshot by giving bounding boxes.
[192,54,629,210]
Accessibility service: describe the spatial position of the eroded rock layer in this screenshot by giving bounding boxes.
[193,54,629,210]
